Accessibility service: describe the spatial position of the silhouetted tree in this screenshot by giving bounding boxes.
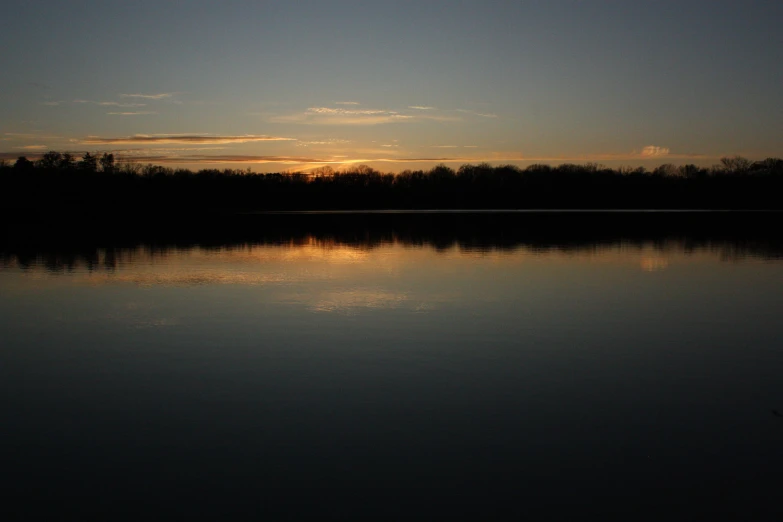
[752,158,783,175]
[118,160,142,176]
[58,153,75,170]
[678,164,707,179]
[429,164,456,182]
[720,156,752,174]
[99,153,115,173]
[79,152,98,173]
[14,156,34,171]
[311,166,335,178]
[653,164,678,177]
[142,164,170,178]
[38,151,63,170]
[3,149,783,211]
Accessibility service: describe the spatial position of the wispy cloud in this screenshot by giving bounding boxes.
[295,139,352,147]
[409,106,435,110]
[110,147,227,154]
[516,149,707,162]
[308,107,401,116]
[432,145,459,148]
[195,154,528,166]
[53,151,477,166]
[74,100,147,107]
[133,154,333,165]
[516,146,682,162]
[334,101,360,105]
[456,109,498,118]
[41,101,63,106]
[0,149,717,167]
[382,155,525,163]
[269,106,459,125]
[119,92,177,100]
[271,107,414,125]
[18,145,48,150]
[107,111,157,116]
[156,155,473,165]
[108,147,228,157]
[80,134,296,145]
[639,145,671,157]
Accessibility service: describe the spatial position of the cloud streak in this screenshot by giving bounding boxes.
[456,109,498,118]
[80,134,296,145]
[270,107,414,125]
[75,100,147,107]
[132,154,333,165]
[295,139,352,147]
[639,145,671,157]
[100,147,229,159]
[119,92,177,100]
[107,111,157,116]
[308,107,402,116]
[270,106,459,125]
[0,149,716,167]
[515,150,706,162]
[181,155,478,165]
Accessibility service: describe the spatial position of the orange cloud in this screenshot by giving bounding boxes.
[269,106,459,125]
[640,145,671,157]
[80,134,296,145]
[133,154,334,165]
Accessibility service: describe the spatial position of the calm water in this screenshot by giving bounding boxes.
[2,222,783,520]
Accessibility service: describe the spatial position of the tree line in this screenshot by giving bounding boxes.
[4,210,783,272]
[2,151,783,211]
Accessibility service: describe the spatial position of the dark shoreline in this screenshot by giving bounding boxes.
[4,208,781,239]
[3,210,782,269]
[4,156,783,212]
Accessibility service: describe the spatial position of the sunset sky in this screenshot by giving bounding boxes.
[1,0,781,172]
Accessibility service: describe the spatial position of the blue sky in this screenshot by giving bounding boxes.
[1,1,781,172]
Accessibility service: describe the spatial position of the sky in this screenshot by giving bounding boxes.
[1,0,781,173]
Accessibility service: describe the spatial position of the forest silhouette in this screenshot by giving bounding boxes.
[2,152,783,212]
[3,210,782,272]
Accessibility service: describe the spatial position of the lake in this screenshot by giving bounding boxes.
[2,212,783,520]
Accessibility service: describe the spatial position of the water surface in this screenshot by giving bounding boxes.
[2,222,783,520]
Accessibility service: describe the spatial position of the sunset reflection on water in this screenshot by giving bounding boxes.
[2,232,783,521]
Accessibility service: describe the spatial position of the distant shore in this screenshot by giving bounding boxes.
[3,210,782,269]
[2,153,783,212]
